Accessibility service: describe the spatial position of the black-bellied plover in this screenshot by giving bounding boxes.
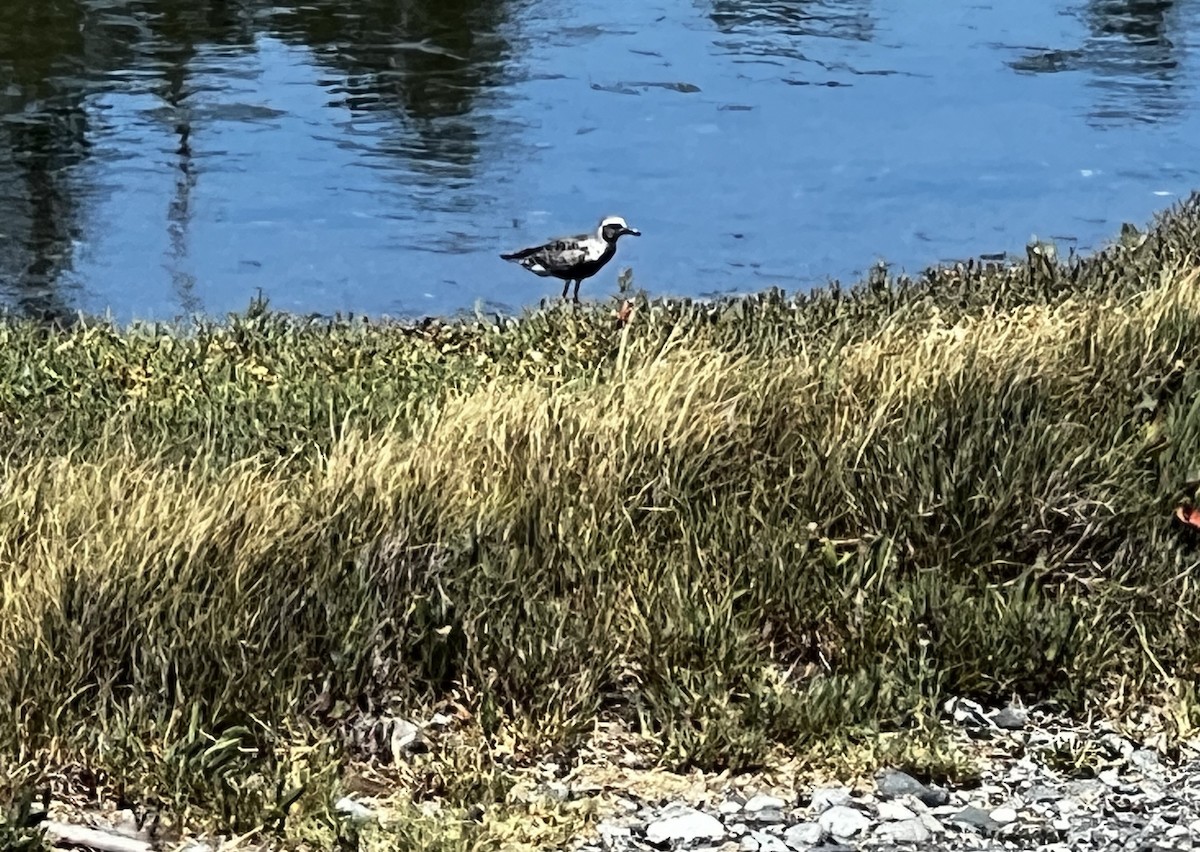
[500,215,641,302]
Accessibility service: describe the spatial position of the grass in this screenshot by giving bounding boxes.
[4,197,1200,848]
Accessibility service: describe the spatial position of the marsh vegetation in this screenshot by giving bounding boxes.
[4,199,1200,849]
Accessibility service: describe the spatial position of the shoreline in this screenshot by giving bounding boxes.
[4,197,1200,851]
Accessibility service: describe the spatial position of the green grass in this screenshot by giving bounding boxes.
[4,197,1200,848]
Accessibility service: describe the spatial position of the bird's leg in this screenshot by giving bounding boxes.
[572,279,581,303]
[561,279,570,301]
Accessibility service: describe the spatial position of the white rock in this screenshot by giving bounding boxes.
[745,794,787,813]
[1131,749,1163,774]
[782,821,825,849]
[749,831,790,852]
[1057,799,1083,818]
[645,807,725,845]
[819,805,870,839]
[741,836,760,852]
[720,799,744,814]
[876,801,917,821]
[809,787,852,812]
[875,818,931,843]
[389,718,424,760]
[598,822,631,839]
[1188,817,1200,836]
[1053,817,1072,832]
[990,806,1018,824]
[333,796,375,824]
[920,813,946,834]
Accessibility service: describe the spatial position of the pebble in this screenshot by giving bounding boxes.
[744,794,787,813]
[818,805,870,840]
[989,806,1018,824]
[992,705,1028,730]
[875,769,949,807]
[950,805,999,833]
[809,787,851,812]
[747,831,789,852]
[577,700,1200,852]
[876,801,916,821]
[645,806,725,845]
[332,796,375,824]
[782,821,824,848]
[875,817,931,843]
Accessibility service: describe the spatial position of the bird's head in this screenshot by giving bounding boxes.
[598,215,641,243]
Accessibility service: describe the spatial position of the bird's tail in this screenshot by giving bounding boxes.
[500,245,539,261]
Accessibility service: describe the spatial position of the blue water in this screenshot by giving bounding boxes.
[0,0,1197,321]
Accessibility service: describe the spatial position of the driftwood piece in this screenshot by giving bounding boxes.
[42,820,153,852]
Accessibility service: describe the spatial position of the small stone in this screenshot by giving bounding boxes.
[748,831,789,852]
[720,799,744,815]
[950,805,999,833]
[1131,749,1163,773]
[727,822,749,837]
[876,801,917,821]
[990,806,1018,824]
[1053,817,1072,832]
[1188,818,1200,835]
[875,818,931,843]
[598,822,632,839]
[1098,768,1122,788]
[333,796,375,824]
[747,808,785,824]
[782,821,825,849]
[1024,785,1063,804]
[920,814,946,834]
[1064,779,1106,803]
[388,720,427,753]
[809,787,851,812]
[741,836,760,852]
[744,794,787,813]
[875,769,949,806]
[819,805,870,840]
[992,705,1028,730]
[1168,825,1190,839]
[645,807,726,845]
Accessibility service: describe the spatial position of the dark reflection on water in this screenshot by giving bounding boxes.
[709,0,877,72]
[269,0,514,181]
[1008,0,1185,125]
[0,1,90,321]
[0,0,515,319]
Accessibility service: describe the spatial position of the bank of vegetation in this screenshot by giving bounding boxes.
[3,198,1200,849]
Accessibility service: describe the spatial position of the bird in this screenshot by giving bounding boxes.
[500,215,641,302]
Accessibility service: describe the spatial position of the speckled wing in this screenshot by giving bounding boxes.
[501,234,589,278]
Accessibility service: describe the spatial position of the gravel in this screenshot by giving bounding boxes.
[571,700,1200,852]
